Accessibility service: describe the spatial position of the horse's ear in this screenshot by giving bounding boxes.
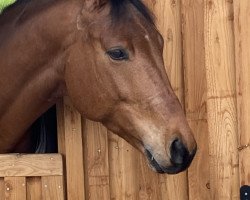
[83,0,109,12]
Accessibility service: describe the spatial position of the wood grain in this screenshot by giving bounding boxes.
[234,0,250,186]
[26,177,42,200]
[108,133,139,200]
[56,98,67,199]
[4,177,26,200]
[181,0,211,199]
[204,0,239,199]
[0,154,63,177]
[0,177,4,198]
[56,97,85,200]
[137,154,161,200]
[41,176,64,200]
[83,120,110,200]
[56,99,66,157]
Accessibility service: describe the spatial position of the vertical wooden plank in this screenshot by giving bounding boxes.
[145,0,188,199]
[26,177,42,200]
[41,176,64,200]
[109,131,160,199]
[181,0,211,199]
[160,174,189,200]
[234,0,250,186]
[0,178,5,198]
[56,97,85,200]
[4,177,26,200]
[204,0,239,199]
[108,134,162,200]
[108,133,139,200]
[56,99,67,199]
[83,120,110,200]
[137,155,161,199]
[57,99,66,157]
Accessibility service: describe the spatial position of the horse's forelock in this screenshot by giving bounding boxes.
[110,0,155,25]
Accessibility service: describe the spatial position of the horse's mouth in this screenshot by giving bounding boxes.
[145,149,188,174]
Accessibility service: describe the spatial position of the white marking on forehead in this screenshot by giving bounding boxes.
[76,15,83,30]
[144,34,150,41]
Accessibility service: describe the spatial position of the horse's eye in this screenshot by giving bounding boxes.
[107,48,129,61]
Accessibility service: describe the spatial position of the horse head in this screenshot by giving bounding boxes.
[65,0,197,174]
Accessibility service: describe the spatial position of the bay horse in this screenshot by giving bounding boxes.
[0,0,197,174]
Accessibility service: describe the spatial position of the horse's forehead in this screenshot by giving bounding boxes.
[128,17,159,43]
[90,9,158,46]
[127,24,158,45]
[113,19,157,41]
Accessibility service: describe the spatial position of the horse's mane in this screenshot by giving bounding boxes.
[1,0,155,25]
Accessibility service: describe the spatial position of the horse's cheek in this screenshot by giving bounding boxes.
[64,47,110,121]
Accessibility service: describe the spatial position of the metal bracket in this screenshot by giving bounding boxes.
[241,185,250,200]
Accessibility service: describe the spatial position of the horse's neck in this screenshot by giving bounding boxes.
[0,0,79,152]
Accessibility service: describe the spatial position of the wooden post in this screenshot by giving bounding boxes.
[57,98,85,200]
[204,0,239,199]
[234,0,250,186]
[181,0,211,199]
[82,120,111,200]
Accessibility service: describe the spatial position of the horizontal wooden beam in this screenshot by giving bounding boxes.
[0,154,63,177]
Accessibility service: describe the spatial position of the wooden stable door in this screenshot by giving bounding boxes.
[0,154,64,200]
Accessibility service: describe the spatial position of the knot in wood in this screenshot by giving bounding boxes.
[237,144,250,151]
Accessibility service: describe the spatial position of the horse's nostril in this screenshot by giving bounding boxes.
[170,139,189,165]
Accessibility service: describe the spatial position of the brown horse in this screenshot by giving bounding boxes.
[0,0,197,174]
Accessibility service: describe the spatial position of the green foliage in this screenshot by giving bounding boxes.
[0,0,16,13]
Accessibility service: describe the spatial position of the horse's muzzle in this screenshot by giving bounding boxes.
[145,139,197,174]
